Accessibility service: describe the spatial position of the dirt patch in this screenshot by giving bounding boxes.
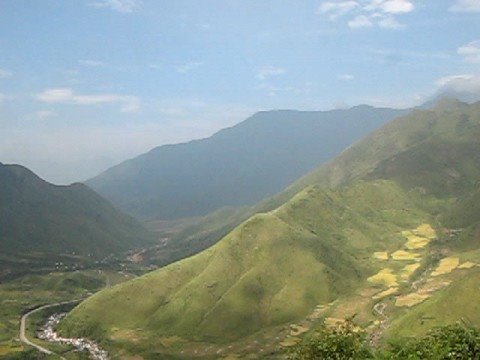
[290,324,310,336]
[279,337,300,347]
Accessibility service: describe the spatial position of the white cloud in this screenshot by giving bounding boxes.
[175,61,203,74]
[366,0,414,14]
[318,0,413,30]
[89,0,141,13]
[378,15,405,29]
[338,74,355,81]
[458,40,480,63]
[79,59,107,67]
[35,88,140,113]
[349,15,373,28]
[36,110,58,120]
[317,1,359,20]
[0,68,12,78]
[436,74,480,93]
[256,66,287,81]
[450,0,480,12]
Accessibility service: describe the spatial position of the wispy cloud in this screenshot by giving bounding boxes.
[89,0,141,13]
[458,40,480,63]
[79,59,107,67]
[255,82,311,97]
[436,74,480,93]
[348,15,373,28]
[377,15,405,29]
[175,61,203,74]
[0,68,12,78]
[450,0,480,12]
[338,74,355,81]
[256,66,287,81]
[318,0,414,30]
[317,1,359,20]
[36,110,58,120]
[365,0,414,14]
[36,88,140,113]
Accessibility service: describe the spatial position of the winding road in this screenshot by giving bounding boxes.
[19,299,81,358]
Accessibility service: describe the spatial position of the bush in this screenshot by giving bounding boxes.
[288,322,480,360]
[386,323,480,359]
[287,319,372,360]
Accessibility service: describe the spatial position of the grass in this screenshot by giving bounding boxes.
[388,269,480,338]
[0,270,133,359]
[60,180,429,356]
[55,102,480,357]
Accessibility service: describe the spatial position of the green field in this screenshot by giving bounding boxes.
[0,270,135,359]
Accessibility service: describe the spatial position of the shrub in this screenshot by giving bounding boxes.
[287,319,372,360]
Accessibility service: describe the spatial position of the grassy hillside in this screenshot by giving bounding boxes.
[60,181,429,349]
[147,100,480,268]
[59,100,480,358]
[87,106,405,220]
[0,163,155,277]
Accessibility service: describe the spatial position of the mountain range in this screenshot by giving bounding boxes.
[60,100,480,358]
[86,106,406,220]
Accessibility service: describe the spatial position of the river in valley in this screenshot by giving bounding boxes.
[37,313,109,360]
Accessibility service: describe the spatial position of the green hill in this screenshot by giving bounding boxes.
[0,163,155,277]
[86,106,405,220]
[59,100,480,358]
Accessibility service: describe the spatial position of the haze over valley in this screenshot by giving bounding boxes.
[1,1,480,359]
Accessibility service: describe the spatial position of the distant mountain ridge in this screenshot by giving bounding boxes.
[86,105,406,220]
[61,100,480,359]
[0,162,155,276]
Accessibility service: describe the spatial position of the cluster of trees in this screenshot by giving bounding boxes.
[288,321,480,359]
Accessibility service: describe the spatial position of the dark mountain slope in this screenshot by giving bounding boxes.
[0,163,155,275]
[87,106,405,220]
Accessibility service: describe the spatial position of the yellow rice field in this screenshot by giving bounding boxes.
[373,287,398,299]
[395,293,430,307]
[373,252,389,260]
[367,268,398,287]
[391,250,421,261]
[431,257,459,276]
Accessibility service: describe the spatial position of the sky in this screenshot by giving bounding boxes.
[1,0,479,184]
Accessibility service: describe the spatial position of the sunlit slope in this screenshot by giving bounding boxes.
[283,99,480,199]
[61,180,427,342]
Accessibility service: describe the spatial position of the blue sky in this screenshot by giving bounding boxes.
[1,0,479,183]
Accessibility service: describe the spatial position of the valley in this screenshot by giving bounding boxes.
[3,3,480,359]
[52,100,480,358]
